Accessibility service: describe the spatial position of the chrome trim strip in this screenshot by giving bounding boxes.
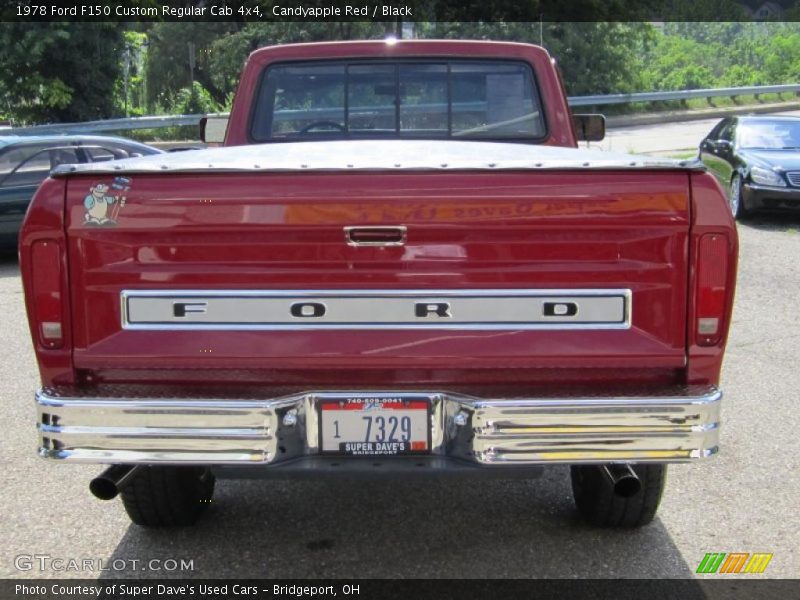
[36,386,720,466]
[50,140,703,176]
[120,288,632,331]
[465,389,722,464]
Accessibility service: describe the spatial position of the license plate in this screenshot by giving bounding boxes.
[318,394,431,455]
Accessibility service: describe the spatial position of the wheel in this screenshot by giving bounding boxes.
[120,466,215,527]
[570,463,666,528]
[729,174,750,220]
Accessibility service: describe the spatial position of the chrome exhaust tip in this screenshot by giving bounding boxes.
[89,465,140,501]
[601,464,642,498]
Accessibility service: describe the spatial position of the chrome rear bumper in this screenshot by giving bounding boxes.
[36,386,721,466]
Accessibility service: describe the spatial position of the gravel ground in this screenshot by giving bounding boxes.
[0,212,798,580]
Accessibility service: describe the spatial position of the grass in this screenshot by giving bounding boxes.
[664,151,699,159]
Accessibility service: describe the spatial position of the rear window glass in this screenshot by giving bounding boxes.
[251,60,546,142]
[0,146,80,188]
[0,146,51,178]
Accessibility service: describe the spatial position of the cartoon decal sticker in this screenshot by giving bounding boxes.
[83,177,131,226]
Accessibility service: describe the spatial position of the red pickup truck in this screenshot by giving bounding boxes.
[20,41,738,529]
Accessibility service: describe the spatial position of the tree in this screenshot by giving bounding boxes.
[0,23,124,124]
[761,32,800,84]
[639,34,719,91]
[115,30,150,117]
[144,22,246,111]
[640,22,800,92]
[171,81,222,114]
[719,64,762,87]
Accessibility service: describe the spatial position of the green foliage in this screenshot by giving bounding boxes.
[169,81,223,115]
[144,22,244,111]
[114,30,150,117]
[2,20,800,127]
[144,81,223,141]
[760,33,800,83]
[662,65,716,91]
[719,65,762,87]
[639,35,717,90]
[542,22,656,95]
[0,23,124,124]
[636,22,800,93]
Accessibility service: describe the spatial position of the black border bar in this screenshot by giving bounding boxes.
[3,0,800,22]
[4,579,800,600]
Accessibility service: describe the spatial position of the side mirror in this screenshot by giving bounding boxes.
[715,139,732,150]
[572,114,605,142]
[200,115,229,144]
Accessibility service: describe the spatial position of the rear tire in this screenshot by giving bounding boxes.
[121,466,215,527]
[570,464,666,528]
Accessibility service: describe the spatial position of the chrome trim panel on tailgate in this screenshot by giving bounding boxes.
[122,289,631,331]
[36,386,721,465]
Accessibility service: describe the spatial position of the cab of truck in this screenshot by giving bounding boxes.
[202,40,601,148]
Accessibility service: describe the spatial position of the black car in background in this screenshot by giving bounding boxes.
[0,135,162,249]
[698,115,800,219]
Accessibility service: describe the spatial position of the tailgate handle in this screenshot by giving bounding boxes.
[345,226,407,246]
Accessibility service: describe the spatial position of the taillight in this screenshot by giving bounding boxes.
[30,239,64,348]
[695,233,729,346]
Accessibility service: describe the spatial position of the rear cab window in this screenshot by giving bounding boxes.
[250,60,547,143]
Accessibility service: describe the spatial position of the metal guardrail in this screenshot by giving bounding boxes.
[4,114,217,136]
[5,84,800,136]
[568,83,800,107]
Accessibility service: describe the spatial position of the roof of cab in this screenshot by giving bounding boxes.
[247,39,553,64]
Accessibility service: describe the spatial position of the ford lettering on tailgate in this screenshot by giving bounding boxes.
[122,289,631,330]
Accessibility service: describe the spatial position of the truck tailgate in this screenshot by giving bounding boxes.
[65,170,690,383]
